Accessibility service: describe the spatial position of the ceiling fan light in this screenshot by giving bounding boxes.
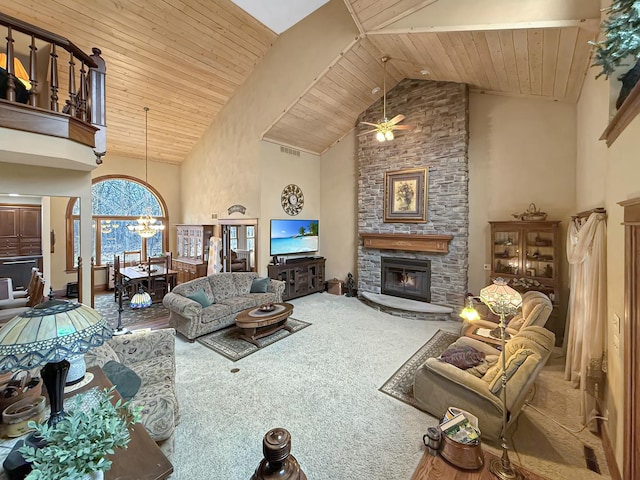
[385,130,394,141]
[376,131,386,142]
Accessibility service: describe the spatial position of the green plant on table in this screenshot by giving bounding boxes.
[19,386,142,480]
[591,0,640,78]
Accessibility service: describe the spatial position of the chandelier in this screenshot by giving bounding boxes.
[100,219,119,234]
[128,107,164,239]
[128,208,164,238]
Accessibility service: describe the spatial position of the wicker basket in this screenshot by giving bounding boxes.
[513,203,547,221]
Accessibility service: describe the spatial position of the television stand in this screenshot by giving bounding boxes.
[268,257,325,300]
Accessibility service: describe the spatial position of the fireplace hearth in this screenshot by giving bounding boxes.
[381,257,431,303]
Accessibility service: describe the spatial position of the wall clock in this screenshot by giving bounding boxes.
[281,184,304,216]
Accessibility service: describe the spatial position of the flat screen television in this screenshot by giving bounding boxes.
[270,219,319,256]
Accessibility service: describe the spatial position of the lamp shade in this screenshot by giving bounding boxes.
[0,299,112,372]
[130,289,152,309]
[479,277,522,316]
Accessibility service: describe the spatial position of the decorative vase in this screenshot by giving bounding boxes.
[82,470,104,480]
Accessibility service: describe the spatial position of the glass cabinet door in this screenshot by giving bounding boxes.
[492,230,520,275]
[525,230,555,279]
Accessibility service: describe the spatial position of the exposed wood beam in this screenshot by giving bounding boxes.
[369,19,600,35]
[342,0,365,36]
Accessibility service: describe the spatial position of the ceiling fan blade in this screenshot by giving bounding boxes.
[358,129,379,136]
[387,114,405,126]
[360,121,381,127]
[392,124,414,131]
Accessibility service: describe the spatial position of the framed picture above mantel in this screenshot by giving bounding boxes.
[384,167,427,223]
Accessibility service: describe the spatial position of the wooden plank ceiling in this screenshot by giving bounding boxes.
[0,0,276,164]
[1,0,597,160]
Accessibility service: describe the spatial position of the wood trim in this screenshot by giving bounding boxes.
[620,196,640,480]
[359,233,453,253]
[0,100,97,147]
[601,79,640,147]
[601,421,623,480]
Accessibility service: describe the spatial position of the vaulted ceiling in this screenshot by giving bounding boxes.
[1,0,600,162]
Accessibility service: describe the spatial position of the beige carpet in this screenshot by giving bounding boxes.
[171,294,612,479]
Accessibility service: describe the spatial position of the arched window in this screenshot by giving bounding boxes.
[66,176,169,269]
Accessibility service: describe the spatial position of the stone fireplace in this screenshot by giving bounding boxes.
[357,79,469,320]
[381,257,431,302]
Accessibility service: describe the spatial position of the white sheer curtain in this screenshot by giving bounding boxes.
[564,212,607,424]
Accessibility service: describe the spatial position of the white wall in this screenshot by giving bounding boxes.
[320,131,357,281]
[180,0,358,275]
[577,68,640,471]
[259,142,321,275]
[468,93,577,305]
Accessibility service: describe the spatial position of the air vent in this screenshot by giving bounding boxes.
[584,445,600,473]
[280,146,300,157]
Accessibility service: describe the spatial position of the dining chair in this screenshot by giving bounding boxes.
[123,250,142,266]
[146,255,171,302]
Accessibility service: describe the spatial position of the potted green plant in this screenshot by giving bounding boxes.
[592,0,640,78]
[19,387,141,480]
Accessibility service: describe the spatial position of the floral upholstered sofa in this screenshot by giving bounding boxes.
[85,328,179,458]
[163,272,285,341]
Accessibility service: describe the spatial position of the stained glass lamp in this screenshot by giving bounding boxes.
[0,297,112,426]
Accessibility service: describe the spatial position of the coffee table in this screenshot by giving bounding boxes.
[235,302,294,347]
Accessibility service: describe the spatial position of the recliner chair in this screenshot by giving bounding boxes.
[460,291,553,338]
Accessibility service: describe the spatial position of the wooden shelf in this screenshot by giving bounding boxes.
[601,78,640,147]
[359,233,453,253]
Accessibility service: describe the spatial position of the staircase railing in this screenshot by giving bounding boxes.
[0,12,105,144]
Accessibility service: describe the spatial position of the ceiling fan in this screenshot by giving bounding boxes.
[359,56,413,142]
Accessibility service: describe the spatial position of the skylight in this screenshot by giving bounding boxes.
[230,0,329,34]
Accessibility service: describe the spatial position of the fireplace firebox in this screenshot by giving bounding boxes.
[381,257,431,302]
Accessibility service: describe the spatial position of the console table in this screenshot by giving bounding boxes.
[268,257,325,301]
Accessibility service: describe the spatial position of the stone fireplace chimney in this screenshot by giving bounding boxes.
[357,79,469,320]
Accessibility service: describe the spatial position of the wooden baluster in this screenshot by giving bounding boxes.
[77,256,83,303]
[78,61,87,121]
[28,35,38,107]
[4,26,16,102]
[50,44,59,112]
[90,256,95,308]
[67,51,76,117]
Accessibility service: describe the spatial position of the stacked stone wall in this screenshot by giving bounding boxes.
[357,79,469,312]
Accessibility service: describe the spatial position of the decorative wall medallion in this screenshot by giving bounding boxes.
[281,184,304,216]
[227,204,247,215]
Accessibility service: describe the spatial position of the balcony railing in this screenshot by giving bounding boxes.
[0,12,105,151]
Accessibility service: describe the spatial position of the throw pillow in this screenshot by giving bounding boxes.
[250,277,270,293]
[467,354,499,378]
[187,288,212,307]
[439,345,486,370]
[102,360,142,401]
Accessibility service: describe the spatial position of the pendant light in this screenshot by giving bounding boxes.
[128,107,164,239]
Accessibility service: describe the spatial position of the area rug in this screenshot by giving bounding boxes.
[92,293,169,329]
[379,329,458,408]
[196,317,311,361]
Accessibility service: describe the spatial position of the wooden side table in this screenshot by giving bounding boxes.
[75,367,174,480]
[464,327,503,347]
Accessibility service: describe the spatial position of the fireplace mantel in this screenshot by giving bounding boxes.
[360,233,453,253]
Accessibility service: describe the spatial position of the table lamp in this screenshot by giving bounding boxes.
[0,295,112,426]
[478,278,523,480]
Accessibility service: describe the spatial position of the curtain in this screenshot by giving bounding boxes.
[564,212,607,424]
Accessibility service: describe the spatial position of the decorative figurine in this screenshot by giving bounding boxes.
[543,264,553,278]
[345,273,356,297]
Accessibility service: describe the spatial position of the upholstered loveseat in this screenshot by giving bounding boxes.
[85,328,179,458]
[413,326,554,441]
[162,272,285,341]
